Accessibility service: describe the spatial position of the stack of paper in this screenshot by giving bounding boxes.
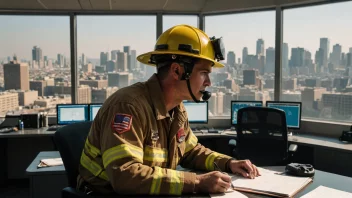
[37,158,63,168]
[230,167,312,197]
[301,186,352,198]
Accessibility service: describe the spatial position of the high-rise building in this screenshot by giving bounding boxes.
[106,60,117,72]
[282,43,289,69]
[100,52,109,66]
[242,47,248,64]
[57,54,64,67]
[315,48,325,69]
[117,52,127,72]
[77,86,91,104]
[331,44,342,65]
[82,53,87,65]
[32,46,42,62]
[243,69,258,85]
[82,63,93,73]
[0,92,19,113]
[4,61,29,91]
[322,93,352,118]
[208,93,218,116]
[256,39,265,56]
[91,87,118,103]
[320,38,330,66]
[108,72,131,88]
[301,87,326,109]
[111,50,119,61]
[130,50,137,70]
[227,51,236,66]
[290,47,305,67]
[349,47,352,54]
[123,46,131,55]
[265,47,275,73]
[30,80,46,96]
[346,53,352,67]
[18,90,38,106]
[80,80,108,88]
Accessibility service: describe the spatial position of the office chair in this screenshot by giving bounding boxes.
[230,107,297,166]
[54,121,92,197]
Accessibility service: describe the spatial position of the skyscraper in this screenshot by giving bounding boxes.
[282,43,289,69]
[32,46,42,62]
[242,47,248,64]
[4,61,29,91]
[117,52,127,72]
[290,48,305,67]
[227,51,236,66]
[130,50,137,70]
[320,38,330,66]
[331,44,342,65]
[256,39,265,56]
[265,47,275,73]
[100,52,109,66]
[57,54,64,67]
[82,53,87,65]
[123,46,131,55]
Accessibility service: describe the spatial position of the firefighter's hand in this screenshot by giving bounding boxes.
[195,171,232,193]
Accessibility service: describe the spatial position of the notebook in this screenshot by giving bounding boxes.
[300,186,352,198]
[37,158,63,168]
[230,167,313,197]
[210,190,248,198]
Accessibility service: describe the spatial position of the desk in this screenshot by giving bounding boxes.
[26,151,67,198]
[0,127,56,186]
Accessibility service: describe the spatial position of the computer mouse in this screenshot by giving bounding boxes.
[285,163,315,177]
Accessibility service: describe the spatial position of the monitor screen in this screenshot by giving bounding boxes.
[56,104,89,125]
[266,101,302,129]
[231,101,263,125]
[183,101,208,123]
[89,104,102,121]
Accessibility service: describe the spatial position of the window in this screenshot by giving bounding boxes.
[77,15,156,104]
[205,11,276,116]
[163,15,198,31]
[0,16,70,117]
[283,2,352,123]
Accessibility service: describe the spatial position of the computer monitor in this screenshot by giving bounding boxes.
[183,101,208,124]
[89,104,103,121]
[266,101,302,129]
[231,101,263,125]
[56,104,89,125]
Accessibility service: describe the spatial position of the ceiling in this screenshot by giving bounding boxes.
[0,0,331,14]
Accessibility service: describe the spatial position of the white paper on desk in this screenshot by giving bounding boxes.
[38,158,63,167]
[230,167,312,197]
[300,186,352,198]
[210,190,248,198]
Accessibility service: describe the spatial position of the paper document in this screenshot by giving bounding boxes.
[37,158,63,168]
[300,186,352,198]
[230,167,312,197]
[210,189,248,198]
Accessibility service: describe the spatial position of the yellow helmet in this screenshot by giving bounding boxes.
[137,24,225,68]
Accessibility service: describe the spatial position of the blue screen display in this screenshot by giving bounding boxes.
[267,102,301,128]
[89,104,102,121]
[183,101,208,123]
[231,101,262,125]
[57,104,89,125]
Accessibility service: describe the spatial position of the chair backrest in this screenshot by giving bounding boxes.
[236,106,288,166]
[54,121,92,188]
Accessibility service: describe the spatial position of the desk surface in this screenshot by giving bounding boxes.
[26,151,65,175]
[0,127,54,138]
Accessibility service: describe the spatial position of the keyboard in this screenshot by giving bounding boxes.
[0,127,15,133]
[47,125,63,131]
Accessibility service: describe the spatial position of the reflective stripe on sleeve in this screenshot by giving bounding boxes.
[144,146,168,163]
[102,143,143,168]
[84,138,101,158]
[169,170,184,195]
[80,151,108,181]
[205,152,221,171]
[150,166,163,194]
[185,132,198,153]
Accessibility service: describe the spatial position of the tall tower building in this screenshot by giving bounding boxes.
[290,48,305,67]
[256,39,265,56]
[100,52,109,66]
[82,53,87,65]
[4,61,29,91]
[265,47,275,73]
[32,46,42,62]
[117,52,127,72]
[282,43,289,69]
[130,50,137,70]
[227,51,236,66]
[320,38,330,66]
[242,47,248,64]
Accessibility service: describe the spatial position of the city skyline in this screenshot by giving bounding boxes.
[1,1,352,60]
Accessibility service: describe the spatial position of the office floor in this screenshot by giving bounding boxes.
[0,179,29,198]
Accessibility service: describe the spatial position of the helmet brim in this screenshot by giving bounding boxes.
[137,50,225,68]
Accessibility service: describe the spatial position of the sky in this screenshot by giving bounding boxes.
[0,1,352,61]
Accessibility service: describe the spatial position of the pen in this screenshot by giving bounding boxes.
[213,162,235,189]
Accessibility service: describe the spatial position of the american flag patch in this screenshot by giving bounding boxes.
[111,113,132,134]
